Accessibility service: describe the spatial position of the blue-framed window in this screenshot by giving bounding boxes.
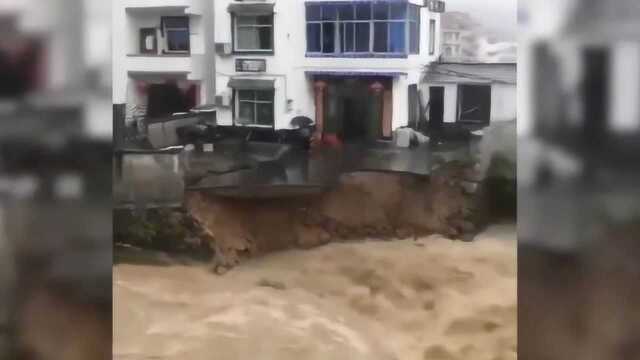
[306,2,420,57]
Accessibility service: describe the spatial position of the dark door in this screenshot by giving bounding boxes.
[581,47,609,180]
[408,84,419,129]
[429,86,445,130]
[582,47,609,147]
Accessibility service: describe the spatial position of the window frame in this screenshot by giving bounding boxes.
[408,4,420,54]
[233,89,275,128]
[139,27,158,54]
[232,14,275,54]
[305,3,419,57]
[161,16,190,54]
[429,19,436,55]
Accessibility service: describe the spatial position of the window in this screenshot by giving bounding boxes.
[139,28,157,54]
[235,90,274,126]
[234,15,274,52]
[162,17,190,53]
[408,5,419,54]
[305,3,420,56]
[429,19,436,55]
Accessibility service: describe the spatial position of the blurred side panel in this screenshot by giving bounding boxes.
[519,0,640,359]
[0,0,112,358]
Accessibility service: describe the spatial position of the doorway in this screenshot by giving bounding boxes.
[582,47,609,146]
[324,77,391,143]
[408,84,419,129]
[458,84,491,125]
[429,86,445,130]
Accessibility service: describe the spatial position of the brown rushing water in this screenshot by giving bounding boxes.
[113,224,516,360]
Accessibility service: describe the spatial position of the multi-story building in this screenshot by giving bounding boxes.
[440,11,477,62]
[113,0,444,145]
[213,0,444,142]
[112,0,216,129]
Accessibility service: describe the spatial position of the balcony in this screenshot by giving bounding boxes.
[126,54,203,80]
[123,0,202,15]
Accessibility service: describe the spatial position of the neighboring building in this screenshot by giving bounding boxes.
[112,0,216,131]
[519,0,640,186]
[520,0,640,143]
[422,62,516,128]
[211,0,444,143]
[440,11,478,62]
[441,11,517,64]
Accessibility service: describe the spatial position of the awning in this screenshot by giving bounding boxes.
[228,78,275,90]
[227,3,274,14]
[305,70,407,77]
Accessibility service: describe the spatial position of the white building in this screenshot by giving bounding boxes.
[440,11,477,63]
[112,0,216,127]
[113,0,444,144]
[422,63,516,128]
[212,0,444,143]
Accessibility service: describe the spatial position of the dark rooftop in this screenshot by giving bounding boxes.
[425,63,517,84]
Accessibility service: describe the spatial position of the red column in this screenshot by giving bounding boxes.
[312,80,328,146]
[369,81,386,138]
[383,89,393,138]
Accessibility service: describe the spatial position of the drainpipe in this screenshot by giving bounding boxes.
[201,0,216,103]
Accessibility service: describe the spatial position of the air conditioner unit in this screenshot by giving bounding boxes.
[214,92,232,107]
[215,42,232,56]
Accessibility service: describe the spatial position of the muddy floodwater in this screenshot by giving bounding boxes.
[114,224,516,360]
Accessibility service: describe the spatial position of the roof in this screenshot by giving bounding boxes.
[424,63,517,85]
[305,70,407,77]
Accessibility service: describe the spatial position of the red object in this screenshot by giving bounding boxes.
[322,133,343,147]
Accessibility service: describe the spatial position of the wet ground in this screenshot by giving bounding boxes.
[113,224,516,360]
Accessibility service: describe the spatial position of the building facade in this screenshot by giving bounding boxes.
[113,0,444,144]
[213,0,444,142]
[440,11,477,62]
[112,0,216,129]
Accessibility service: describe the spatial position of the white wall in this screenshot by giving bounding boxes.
[610,42,640,133]
[491,83,517,122]
[213,0,441,130]
[113,0,210,105]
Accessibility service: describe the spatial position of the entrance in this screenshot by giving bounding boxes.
[429,86,445,130]
[582,47,609,146]
[320,77,392,143]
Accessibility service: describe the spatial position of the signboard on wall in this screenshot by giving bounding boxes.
[235,59,267,72]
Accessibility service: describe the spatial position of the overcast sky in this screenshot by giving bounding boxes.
[445,0,518,36]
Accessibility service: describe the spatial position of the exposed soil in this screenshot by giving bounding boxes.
[185,165,483,271]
